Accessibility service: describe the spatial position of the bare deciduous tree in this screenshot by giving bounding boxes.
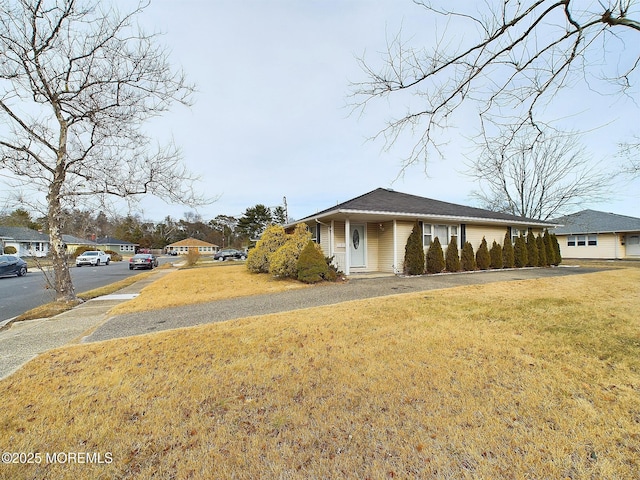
[350,1,639,169]
[0,0,207,301]
[468,127,612,220]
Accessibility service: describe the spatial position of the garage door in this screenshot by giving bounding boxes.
[627,235,640,257]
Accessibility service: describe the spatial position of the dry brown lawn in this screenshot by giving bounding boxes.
[0,268,639,479]
[108,263,308,315]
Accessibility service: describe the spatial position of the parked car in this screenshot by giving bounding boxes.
[129,253,158,270]
[213,248,247,261]
[0,255,27,277]
[76,250,111,267]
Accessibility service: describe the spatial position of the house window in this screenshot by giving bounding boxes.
[588,235,597,246]
[511,228,526,244]
[568,236,576,246]
[577,235,586,246]
[423,223,459,247]
[423,223,432,246]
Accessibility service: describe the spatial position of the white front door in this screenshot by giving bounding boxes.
[350,224,365,267]
[627,234,640,257]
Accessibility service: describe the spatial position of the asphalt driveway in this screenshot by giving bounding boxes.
[84,266,604,343]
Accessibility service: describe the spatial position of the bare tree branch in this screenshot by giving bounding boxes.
[0,0,211,301]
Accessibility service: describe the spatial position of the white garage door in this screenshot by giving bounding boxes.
[627,235,640,257]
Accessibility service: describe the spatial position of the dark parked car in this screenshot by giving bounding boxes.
[129,253,159,270]
[213,248,247,261]
[0,255,28,277]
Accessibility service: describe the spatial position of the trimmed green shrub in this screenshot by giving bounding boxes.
[297,241,330,283]
[551,233,562,265]
[543,230,555,266]
[3,245,17,254]
[536,234,547,267]
[104,249,122,262]
[502,231,515,268]
[246,224,287,273]
[490,240,503,269]
[269,223,312,278]
[526,230,538,267]
[426,237,445,274]
[514,234,528,268]
[475,237,490,270]
[404,221,425,275]
[324,256,340,282]
[445,237,460,272]
[461,241,476,271]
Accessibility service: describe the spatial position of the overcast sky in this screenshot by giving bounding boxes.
[125,0,639,222]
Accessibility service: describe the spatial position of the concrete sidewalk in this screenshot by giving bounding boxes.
[0,269,173,380]
[0,265,605,380]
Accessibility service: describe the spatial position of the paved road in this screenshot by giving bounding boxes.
[85,266,604,343]
[0,256,174,322]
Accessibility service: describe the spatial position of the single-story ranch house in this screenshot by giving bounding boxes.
[0,226,50,257]
[294,188,558,275]
[165,238,219,255]
[95,236,138,254]
[551,209,640,259]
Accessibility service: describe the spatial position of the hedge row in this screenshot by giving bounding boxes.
[404,226,561,275]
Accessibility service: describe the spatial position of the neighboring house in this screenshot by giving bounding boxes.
[165,238,219,255]
[551,209,640,259]
[62,234,97,254]
[95,236,138,254]
[0,226,50,257]
[293,188,557,275]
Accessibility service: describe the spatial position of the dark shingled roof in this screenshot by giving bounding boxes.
[0,226,50,242]
[551,209,640,234]
[300,188,553,225]
[95,236,137,246]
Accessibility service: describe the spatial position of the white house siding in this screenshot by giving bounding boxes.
[394,221,415,273]
[377,221,396,273]
[557,233,623,259]
[365,223,379,271]
[465,225,510,251]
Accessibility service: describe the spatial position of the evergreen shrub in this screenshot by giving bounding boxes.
[551,233,562,265]
[536,234,547,267]
[297,241,330,283]
[476,237,490,270]
[514,234,528,268]
[445,237,460,272]
[3,245,17,254]
[246,224,287,273]
[543,230,555,266]
[502,231,515,268]
[490,240,503,269]
[461,241,476,271]
[526,230,539,267]
[269,224,311,278]
[404,221,425,275]
[426,237,445,274]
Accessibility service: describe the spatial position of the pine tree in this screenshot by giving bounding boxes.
[426,237,445,273]
[526,230,538,267]
[404,221,425,275]
[514,234,528,268]
[490,240,503,269]
[445,237,460,272]
[536,233,548,266]
[461,241,476,271]
[502,231,515,268]
[476,237,491,270]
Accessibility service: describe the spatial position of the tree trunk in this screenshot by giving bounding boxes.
[47,176,76,302]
